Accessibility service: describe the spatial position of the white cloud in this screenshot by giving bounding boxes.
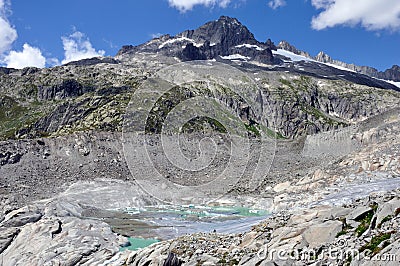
[311,0,400,31]
[47,57,60,67]
[168,0,231,12]
[268,0,286,10]
[4,43,46,69]
[0,0,17,54]
[151,33,163,39]
[61,31,105,64]
[0,0,46,69]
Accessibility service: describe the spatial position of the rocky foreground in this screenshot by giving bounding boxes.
[121,190,400,266]
[0,184,398,266]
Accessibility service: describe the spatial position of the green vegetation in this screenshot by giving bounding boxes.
[355,210,374,237]
[181,117,227,134]
[0,96,44,140]
[378,215,393,228]
[279,78,293,88]
[359,233,392,254]
[244,122,261,137]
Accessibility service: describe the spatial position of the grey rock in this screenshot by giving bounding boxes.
[376,198,400,226]
[0,227,20,253]
[1,206,42,227]
[347,206,373,221]
[38,79,93,101]
[303,220,342,248]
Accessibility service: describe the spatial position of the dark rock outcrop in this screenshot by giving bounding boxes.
[163,253,182,266]
[381,65,400,81]
[253,48,274,64]
[0,67,18,75]
[0,151,22,166]
[179,43,207,61]
[179,16,256,55]
[38,79,94,101]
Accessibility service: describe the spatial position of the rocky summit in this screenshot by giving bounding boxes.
[0,16,400,265]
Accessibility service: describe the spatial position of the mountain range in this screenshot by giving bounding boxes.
[278,40,400,82]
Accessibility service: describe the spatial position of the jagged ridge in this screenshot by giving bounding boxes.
[278,40,400,82]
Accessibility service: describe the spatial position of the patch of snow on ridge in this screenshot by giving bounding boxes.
[274,49,356,73]
[273,49,313,62]
[383,79,400,89]
[159,37,202,49]
[323,62,356,73]
[220,54,250,60]
[235,44,263,51]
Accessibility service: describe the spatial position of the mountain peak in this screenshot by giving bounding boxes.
[178,16,256,49]
[116,16,275,63]
[217,15,240,23]
[315,51,332,63]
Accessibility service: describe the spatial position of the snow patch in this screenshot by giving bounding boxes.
[220,54,250,60]
[382,79,400,89]
[158,37,202,49]
[235,44,264,51]
[324,62,356,73]
[273,49,314,62]
[274,49,356,73]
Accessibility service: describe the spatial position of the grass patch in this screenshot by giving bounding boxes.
[181,117,227,134]
[378,215,393,228]
[244,122,261,137]
[0,95,44,140]
[279,78,293,88]
[359,233,391,254]
[355,210,374,237]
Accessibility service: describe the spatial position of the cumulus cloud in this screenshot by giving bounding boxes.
[311,0,400,31]
[61,31,105,64]
[4,43,46,68]
[0,0,17,54]
[168,0,231,12]
[0,0,46,69]
[268,0,286,10]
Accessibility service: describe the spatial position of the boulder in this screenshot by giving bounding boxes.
[303,220,342,248]
[376,199,400,226]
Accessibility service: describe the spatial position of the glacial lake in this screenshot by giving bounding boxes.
[119,205,269,250]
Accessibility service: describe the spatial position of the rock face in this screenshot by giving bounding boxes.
[178,16,257,55]
[180,16,255,45]
[278,40,312,58]
[38,79,93,101]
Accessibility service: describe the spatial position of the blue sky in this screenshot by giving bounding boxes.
[0,0,399,71]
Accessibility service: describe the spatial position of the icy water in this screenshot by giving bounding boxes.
[120,237,160,251]
[120,205,269,250]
